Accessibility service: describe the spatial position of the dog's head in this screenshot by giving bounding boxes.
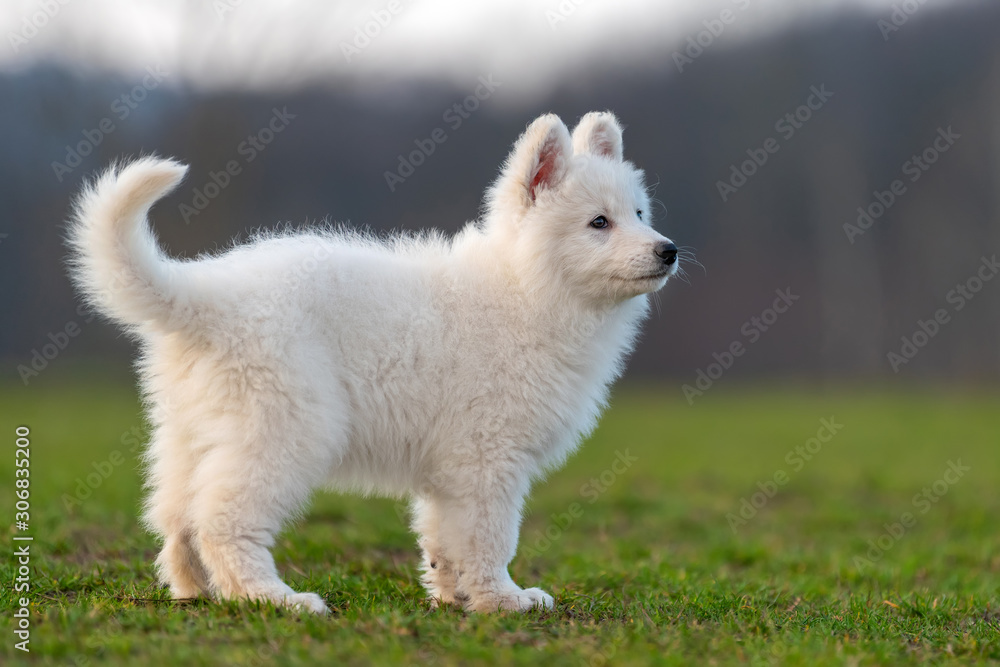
[485,112,677,305]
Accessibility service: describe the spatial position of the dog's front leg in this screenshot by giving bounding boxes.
[434,469,554,613]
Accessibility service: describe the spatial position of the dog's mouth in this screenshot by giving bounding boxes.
[616,268,673,282]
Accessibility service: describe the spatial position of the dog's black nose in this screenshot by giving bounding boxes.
[655,242,678,265]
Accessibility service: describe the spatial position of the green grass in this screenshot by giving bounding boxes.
[1,372,998,665]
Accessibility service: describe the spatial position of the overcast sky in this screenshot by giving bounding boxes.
[0,0,967,95]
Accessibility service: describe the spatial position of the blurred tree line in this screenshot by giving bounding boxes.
[2,3,998,387]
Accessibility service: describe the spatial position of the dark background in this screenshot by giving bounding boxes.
[3,0,999,394]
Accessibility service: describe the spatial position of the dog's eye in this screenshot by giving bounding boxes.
[590,216,609,229]
[636,210,643,220]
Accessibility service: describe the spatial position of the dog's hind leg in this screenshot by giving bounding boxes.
[189,411,334,615]
[143,422,211,599]
[411,496,460,606]
[157,530,210,599]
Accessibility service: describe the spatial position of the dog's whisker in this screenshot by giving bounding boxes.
[675,248,705,275]
[650,195,668,220]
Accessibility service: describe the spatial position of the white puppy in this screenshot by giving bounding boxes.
[68,112,678,614]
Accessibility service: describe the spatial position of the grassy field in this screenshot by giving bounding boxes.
[1,371,998,665]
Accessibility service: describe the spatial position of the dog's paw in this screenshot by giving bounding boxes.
[467,587,554,612]
[426,586,460,608]
[425,582,462,608]
[422,572,459,606]
[513,587,554,611]
[168,583,203,600]
[285,592,330,615]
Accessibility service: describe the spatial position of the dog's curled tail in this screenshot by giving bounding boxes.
[67,156,191,330]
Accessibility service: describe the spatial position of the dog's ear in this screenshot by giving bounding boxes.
[491,114,572,212]
[572,111,623,161]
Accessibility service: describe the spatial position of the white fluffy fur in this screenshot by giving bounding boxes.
[67,111,676,614]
